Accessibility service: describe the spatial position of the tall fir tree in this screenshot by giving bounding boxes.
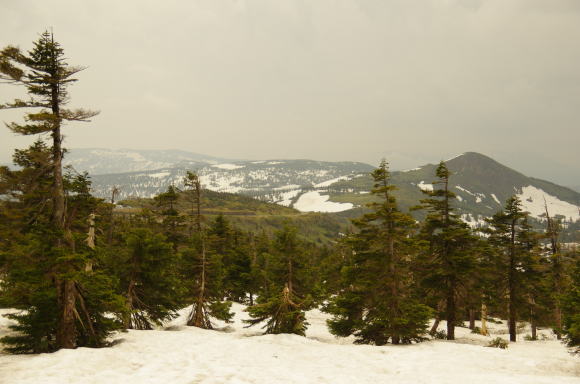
[415,161,477,340]
[0,145,124,352]
[485,195,538,342]
[325,161,431,345]
[561,255,580,352]
[181,176,233,329]
[0,33,130,351]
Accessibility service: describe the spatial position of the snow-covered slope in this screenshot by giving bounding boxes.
[329,152,580,228]
[1,306,578,384]
[65,148,230,175]
[86,159,371,213]
[66,150,580,220]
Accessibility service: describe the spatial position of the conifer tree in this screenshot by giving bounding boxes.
[0,145,124,352]
[562,255,580,352]
[485,196,537,342]
[154,185,184,250]
[118,228,182,329]
[245,225,314,335]
[544,203,565,339]
[326,161,431,345]
[1,31,100,349]
[415,161,476,340]
[181,176,233,329]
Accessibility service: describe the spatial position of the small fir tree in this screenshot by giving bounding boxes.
[245,226,314,335]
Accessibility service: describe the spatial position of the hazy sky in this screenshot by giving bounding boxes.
[1,0,579,185]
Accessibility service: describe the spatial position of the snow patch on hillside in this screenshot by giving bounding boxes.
[294,191,354,213]
[314,176,352,188]
[148,171,171,179]
[446,153,465,162]
[417,181,433,191]
[461,213,486,229]
[277,190,301,207]
[456,185,473,195]
[491,193,501,205]
[212,163,245,170]
[517,186,580,222]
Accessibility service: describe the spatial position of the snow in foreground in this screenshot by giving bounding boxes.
[1,305,579,384]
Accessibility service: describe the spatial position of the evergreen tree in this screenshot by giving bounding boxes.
[118,228,182,329]
[415,161,477,340]
[325,161,431,345]
[154,185,184,250]
[1,31,101,350]
[485,196,537,342]
[0,146,124,352]
[181,177,233,329]
[562,255,580,352]
[543,203,565,339]
[245,225,314,335]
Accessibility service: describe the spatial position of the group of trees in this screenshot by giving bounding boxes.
[0,32,579,354]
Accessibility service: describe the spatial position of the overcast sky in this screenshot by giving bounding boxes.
[1,0,579,185]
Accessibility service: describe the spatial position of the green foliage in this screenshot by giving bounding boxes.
[487,337,509,349]
[245,226,314,335]
[562,257,580,352]
[116,228,183,329]
[0,144,125,353]
[430,330,448,340]
[180,225,233,329]
[326,161,431,345]
[414,161,478,340]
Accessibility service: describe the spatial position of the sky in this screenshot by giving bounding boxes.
[1,0,579,186]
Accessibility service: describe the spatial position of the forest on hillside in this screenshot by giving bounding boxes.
[0,32,579,357]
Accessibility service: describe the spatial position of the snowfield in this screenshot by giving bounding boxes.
[1,305,579,384]
[517,185,580,222]
[293,191,354,213]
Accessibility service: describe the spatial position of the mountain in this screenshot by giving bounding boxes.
[65,148,232,175]
[70,150,579,236]
[86,159,374,204]
[328,152,580,228]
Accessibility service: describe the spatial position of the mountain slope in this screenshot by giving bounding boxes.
[66,148,231,175]
[118,188,350,245]
[328,152,580,226]
[70,150,579,232]
[87,159,373,205]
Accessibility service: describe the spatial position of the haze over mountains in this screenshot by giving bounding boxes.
[66,149,580,231]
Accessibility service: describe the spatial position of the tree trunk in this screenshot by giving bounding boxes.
[107,186,119,245]
[530,297,537,340]
[188,238,208,328]
[430,318,441,334]
[51,60,78,349]
[430,300,445,334]
[508,219,517,342]
[446,278,456,340]
[531,315,537,341]
[481,302,488,336]
[56,278,77,348]
[469,308,476,330]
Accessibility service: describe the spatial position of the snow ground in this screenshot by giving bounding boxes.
[0,305,578,384]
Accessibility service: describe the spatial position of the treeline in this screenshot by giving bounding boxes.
[0,32,579,354]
